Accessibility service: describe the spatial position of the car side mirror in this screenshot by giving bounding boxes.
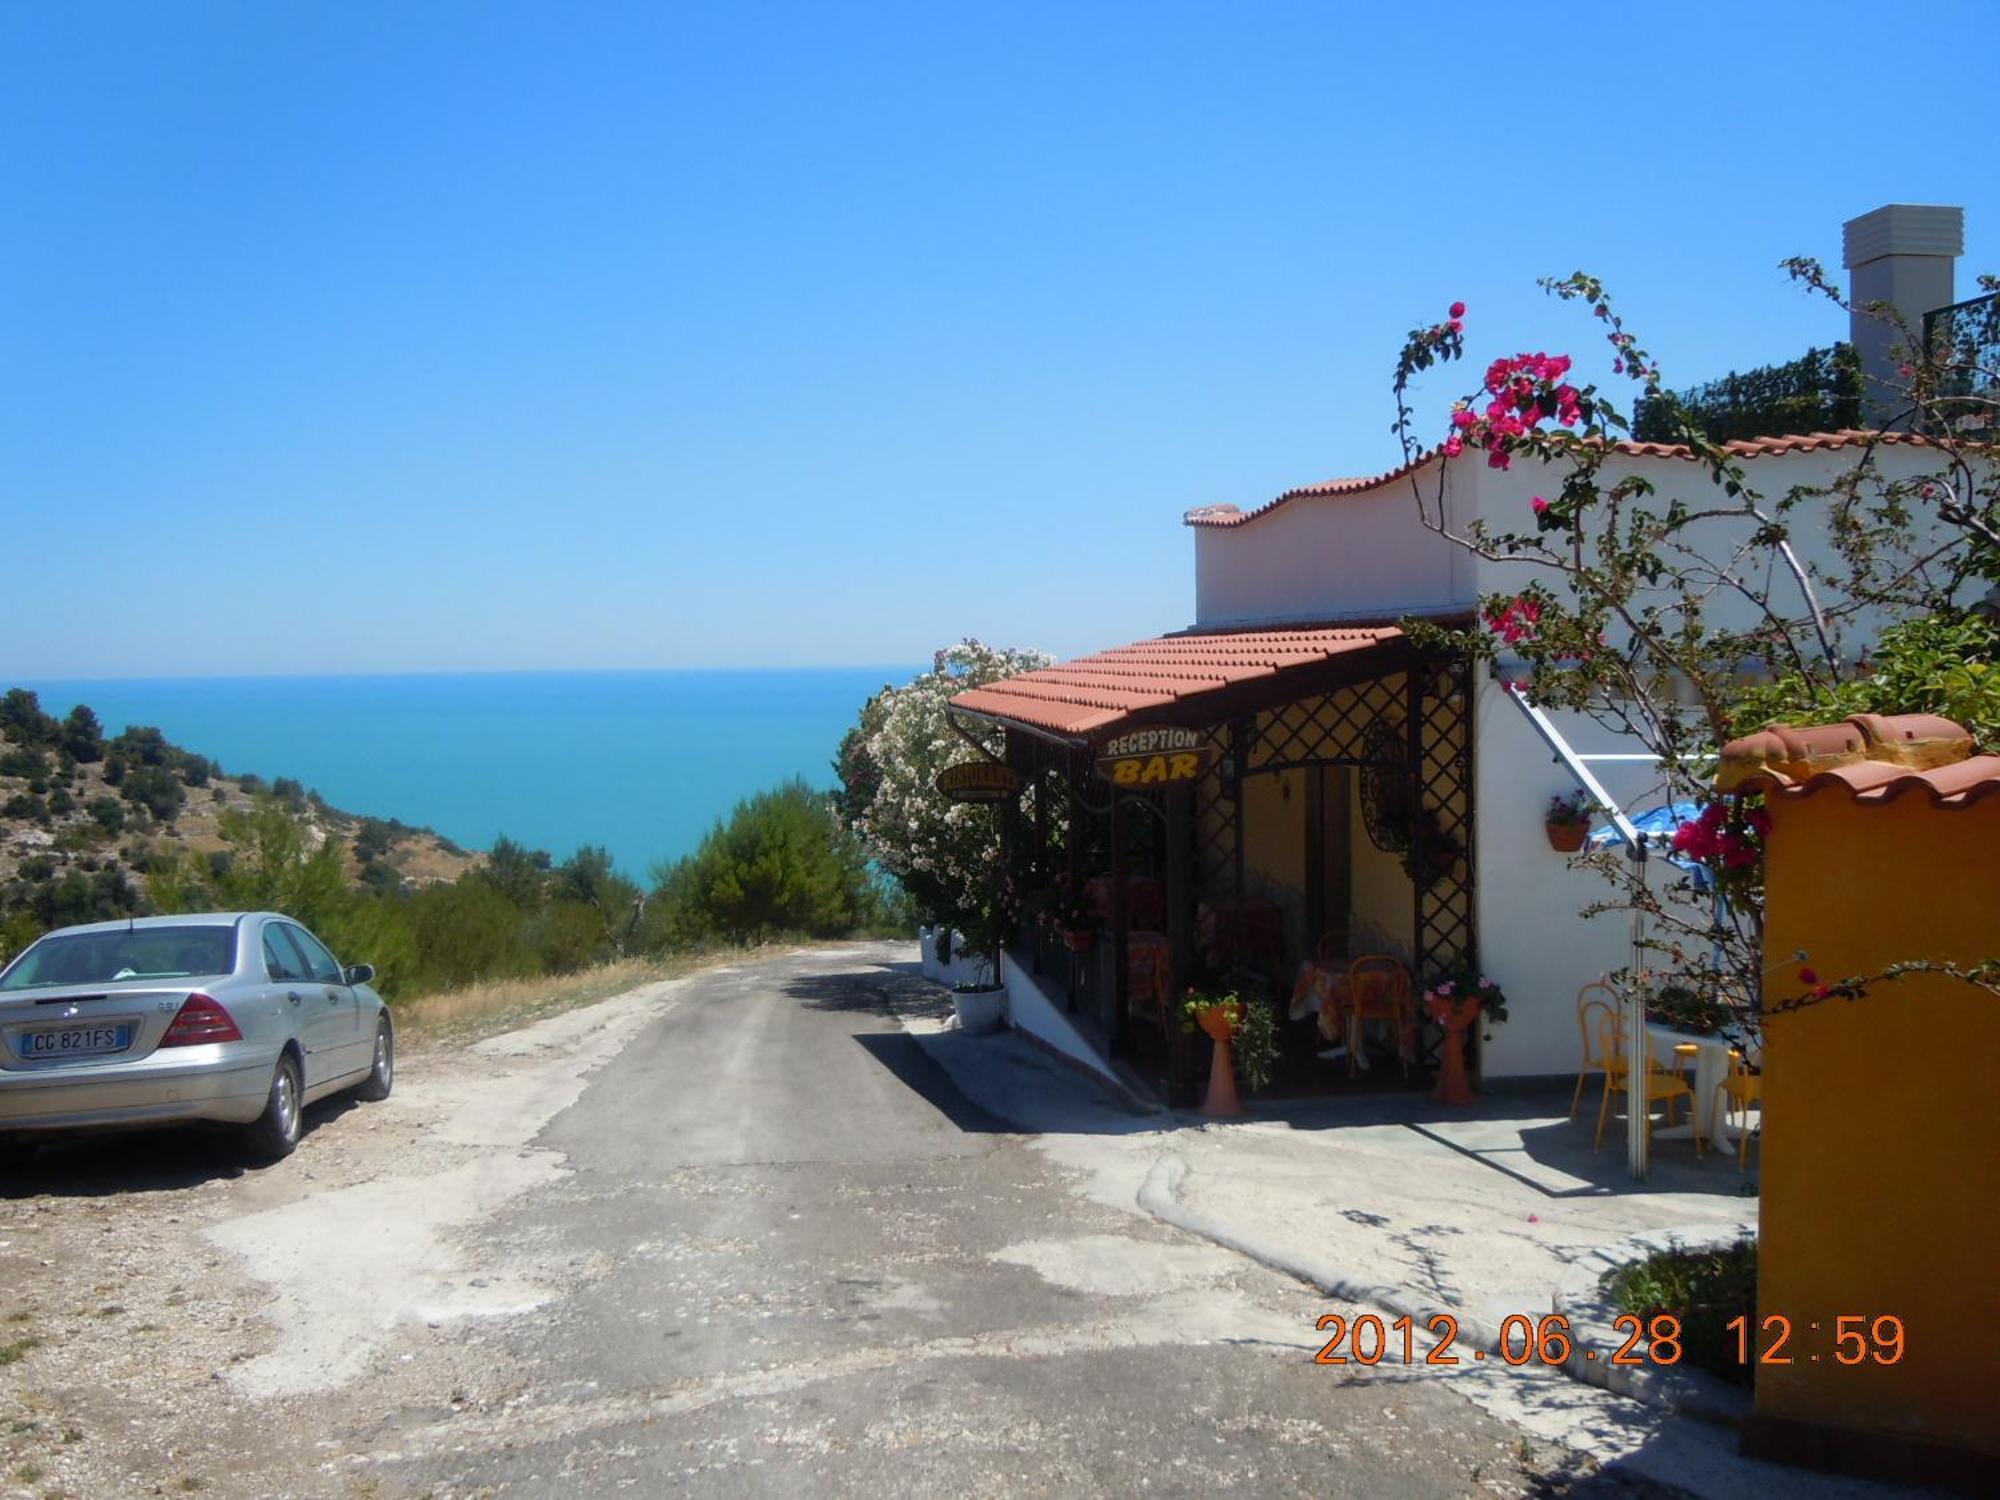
[345,963,376,986]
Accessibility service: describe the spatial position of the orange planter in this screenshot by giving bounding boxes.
[1193,1003,1243,1117]
[1425,994,1482,1106]
[1545,820,1589,853]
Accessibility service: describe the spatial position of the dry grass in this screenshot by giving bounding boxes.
[393,947,744,1049]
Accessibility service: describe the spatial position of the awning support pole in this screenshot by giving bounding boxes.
[1502,684,1652,1179]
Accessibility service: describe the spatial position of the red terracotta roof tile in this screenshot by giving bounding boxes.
[1715,712,2000,808]
[1184,430,1936,530]
[950,627,1405,739]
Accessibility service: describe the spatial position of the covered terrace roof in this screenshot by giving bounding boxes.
[949,626,1409,743]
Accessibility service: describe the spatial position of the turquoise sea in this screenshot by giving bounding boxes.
[12,670,914,878]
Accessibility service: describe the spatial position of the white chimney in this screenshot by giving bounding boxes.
[1842,203,1964,428]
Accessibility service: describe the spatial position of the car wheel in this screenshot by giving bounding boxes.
[244,1053,303,1162]
[0,1140,40,1180]
[355,1017,394,1102]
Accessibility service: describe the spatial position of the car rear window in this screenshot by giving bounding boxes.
[0,926,238,990]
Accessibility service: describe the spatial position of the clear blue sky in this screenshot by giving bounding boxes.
[4,0,1993,678]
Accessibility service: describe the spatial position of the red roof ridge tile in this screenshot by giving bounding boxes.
[1184,430,1939,531]
[1715,712,2000,807]
[950,625,1407,739]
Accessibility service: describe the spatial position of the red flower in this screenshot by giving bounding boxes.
[1442,436,1464,457]
[1448,319,1463,333]
[1449,301,1466,318]
[1531,496,1548,514]
[1798,967,1817,985]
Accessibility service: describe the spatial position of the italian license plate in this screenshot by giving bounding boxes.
[20,1024,132,1059]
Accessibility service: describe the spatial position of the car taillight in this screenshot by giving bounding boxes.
[160,993,243,1047]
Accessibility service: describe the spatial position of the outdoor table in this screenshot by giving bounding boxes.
[1289,959,1350,1059]
[1643,1022,1739,1146]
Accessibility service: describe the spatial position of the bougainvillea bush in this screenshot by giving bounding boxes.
[1389,268,1999,1021]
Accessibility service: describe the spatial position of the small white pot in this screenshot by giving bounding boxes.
[952,986,1006,1036]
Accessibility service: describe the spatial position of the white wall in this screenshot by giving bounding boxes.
[1188,440,1984,1077]
[1194,458,1475,627]
[999,949,1122,1088]
[1465,442,1966,652]
[1471,681,1667,1078]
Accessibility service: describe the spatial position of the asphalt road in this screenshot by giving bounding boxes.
[347,946,1635,1499]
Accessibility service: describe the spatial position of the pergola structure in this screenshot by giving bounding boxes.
[951,625,1478,1100]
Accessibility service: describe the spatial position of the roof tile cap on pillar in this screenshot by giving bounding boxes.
[1841,204,1966,267]
[1714,712,2000,806]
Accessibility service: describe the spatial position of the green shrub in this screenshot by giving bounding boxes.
[647,779,874,947]
[0,689,60,748]
[61,705,104,763]
[354,818,399,863]
[532,899,608,974]
[110,726,170,767]
[1633,343,1860,444]
[87,795,126,835]
[3,793,48,824]
[1605,1237,1756,1387]
[408,878,540,990]
[0,746,49,780]
[120,766,185,823]
[480,835,552,910]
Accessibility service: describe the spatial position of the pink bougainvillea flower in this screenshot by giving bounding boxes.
[1441,436,1464,457]
[1531,496,1548,514]
[1798,967,1817,985]
[1449,301,1466,318]
[1448,318,1463,333]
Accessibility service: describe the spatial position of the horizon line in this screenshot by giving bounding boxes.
[4,663,928,688]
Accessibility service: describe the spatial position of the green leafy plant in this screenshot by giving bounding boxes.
[1605,1237,1757,1387]
[1178,988,1281,1092]
[1545,790,1592,828]
[1633,343,1859,444]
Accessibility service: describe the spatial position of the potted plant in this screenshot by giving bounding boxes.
[1544,790,1593,852]
[1178,987,1280,1117]
[1421,962,1508,1105]
[1645,977,1729,1036]
[1038,885,1098,952]
[946,899,1013,1036]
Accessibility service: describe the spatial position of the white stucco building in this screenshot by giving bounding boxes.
[949,202,1985,1097]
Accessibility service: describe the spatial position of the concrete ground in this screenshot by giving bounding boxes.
[1,942,1919,1499]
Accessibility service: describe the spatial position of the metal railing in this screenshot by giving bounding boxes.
[1923,291,1999,436]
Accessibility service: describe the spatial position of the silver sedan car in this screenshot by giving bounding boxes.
[0,911,393,1162]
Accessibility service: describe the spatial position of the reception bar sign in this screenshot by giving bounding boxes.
[935,761,1022,804]
[1096,726,1218,787]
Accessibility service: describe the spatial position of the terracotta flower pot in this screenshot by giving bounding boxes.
[1424,994,1482,1106]
[1545,820,1588,853]
[1193,1003,1242,1117]
[1195,1002,1239,1042]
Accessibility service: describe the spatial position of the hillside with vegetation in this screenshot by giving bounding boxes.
[0,687,907,999]
[0,688,476,958]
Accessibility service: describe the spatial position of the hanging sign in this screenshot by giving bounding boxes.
[1096,727,1219,788]
[935,761,1022,803]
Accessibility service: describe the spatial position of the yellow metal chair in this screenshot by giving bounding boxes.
[1712,1048,1762,1170]
[1344,954,1415,1077]
[1592,1008,1701,1156]
[1570,982,1621,1118]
